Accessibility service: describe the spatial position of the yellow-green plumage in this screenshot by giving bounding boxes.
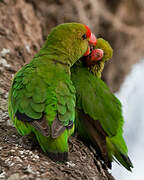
[71,38,133,170]
[8,23,90,161]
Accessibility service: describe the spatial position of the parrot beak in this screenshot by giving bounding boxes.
[89,33,97,46]
[84,33,97,56]
[82,48,104,66]
[91,49,104,61]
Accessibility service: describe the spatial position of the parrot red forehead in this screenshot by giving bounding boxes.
[84,25,91,38]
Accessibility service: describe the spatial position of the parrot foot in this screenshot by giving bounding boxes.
[19,134,38,150]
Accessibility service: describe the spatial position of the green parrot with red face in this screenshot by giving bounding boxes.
[8,23,97,161]
[71,38,133,171]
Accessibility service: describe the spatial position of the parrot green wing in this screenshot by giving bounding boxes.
[9,58,75,138]
[51,80,76,138]
[9,62,50,136]
[56,80,76,125]
[71,65,123,137]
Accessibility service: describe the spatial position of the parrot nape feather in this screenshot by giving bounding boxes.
[8,23,97,161]
[72,38,133,171]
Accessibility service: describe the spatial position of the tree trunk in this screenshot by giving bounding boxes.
[0,0,143,179]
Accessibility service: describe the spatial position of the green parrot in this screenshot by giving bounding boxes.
[71,38,133,170]
[8,23,97,161]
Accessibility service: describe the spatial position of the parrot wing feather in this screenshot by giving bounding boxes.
[10,64,50,136]
[52,80,75,135]
[72,66,123,137]
[10,63,76,138]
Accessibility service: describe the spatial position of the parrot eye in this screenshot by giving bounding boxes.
[82,34,87,40]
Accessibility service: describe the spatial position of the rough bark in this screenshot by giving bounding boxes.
[0,0,143,179]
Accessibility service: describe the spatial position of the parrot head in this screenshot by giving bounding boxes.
[42,23,97,66]
[82,38,113,77]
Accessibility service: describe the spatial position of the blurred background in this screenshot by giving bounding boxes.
[0,0,144,179]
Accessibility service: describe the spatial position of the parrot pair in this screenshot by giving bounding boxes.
[8,23,133,171]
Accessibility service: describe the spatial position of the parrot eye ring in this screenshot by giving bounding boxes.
[82,34,87,40]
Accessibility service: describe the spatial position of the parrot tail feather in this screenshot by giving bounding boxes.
[119,153,133,171]
[33,127,69,162]
[106,137,133,171]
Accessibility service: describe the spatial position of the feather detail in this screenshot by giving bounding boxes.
[51,116,66,138]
